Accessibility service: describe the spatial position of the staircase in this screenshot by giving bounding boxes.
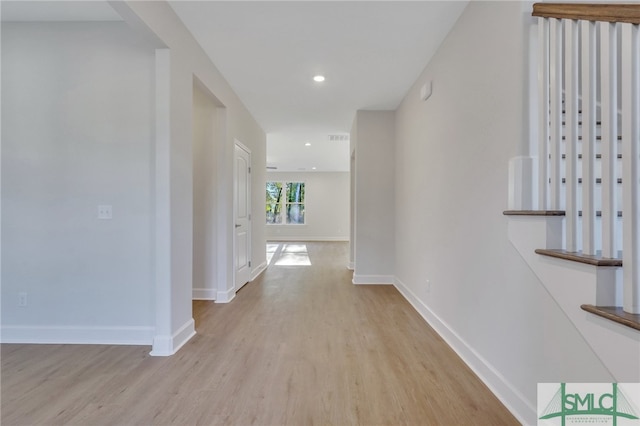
[505,3,639,381]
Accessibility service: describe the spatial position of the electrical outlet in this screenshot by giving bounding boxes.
[18,292,27,307]
[98,205,112,220]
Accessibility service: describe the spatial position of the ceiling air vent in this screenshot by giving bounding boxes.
[328,134,349,142]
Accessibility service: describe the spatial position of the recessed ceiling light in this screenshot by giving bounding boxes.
[313,75,325,82]
[312,167,317,170]
[305,142,311,146]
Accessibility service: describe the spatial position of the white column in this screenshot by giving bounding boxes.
[581,20,597,255]
[565,20,579,252]
[550,18,563,210]
[151,48,173,355]
[538,17,551,210]
[621,23,640,314]
[600,22,619,259]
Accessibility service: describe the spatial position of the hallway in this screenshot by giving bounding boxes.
[1,242,518,425]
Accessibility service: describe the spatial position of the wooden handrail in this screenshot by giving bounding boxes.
[532,3,640,24]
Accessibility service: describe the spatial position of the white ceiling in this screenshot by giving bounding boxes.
[1,1,122,22]
[170,1,468,171]
[266,132,351,172]
[1,1,468,172]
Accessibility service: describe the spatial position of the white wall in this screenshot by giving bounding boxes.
[394,2,614,423]
[352,111,395,284]
[265,172,349,241]
[2,1,268,354]
[116,1,267,352]
[1,22,156,343]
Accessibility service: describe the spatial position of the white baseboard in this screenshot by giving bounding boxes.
[215,287,236,304]
[352,274,393,285]
[393,277,535,425]
[192,287,216,300]
[0,324,154,345]
[266,237,349,242]
[251,261,268,281]
[150,318,195,356]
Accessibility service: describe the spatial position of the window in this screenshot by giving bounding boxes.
[266,181,305,224]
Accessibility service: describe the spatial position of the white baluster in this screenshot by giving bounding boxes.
[539,17,551,210]
[550,18,563,210]
[565,20,579,252]
[600,22,619,259]
[622,23,640,314]
[581,20,597,255]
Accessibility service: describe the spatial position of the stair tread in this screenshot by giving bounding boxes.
[581,305,640,331]
[503,210,622,218]
[503,210,565,216]
[535,248,622,266]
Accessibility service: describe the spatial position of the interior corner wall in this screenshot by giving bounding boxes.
[265,171,350,242]
[192,82,218,300]
[352,110,395,283]
[1,22,156,343]
[393,2,613,423]
[120,1,266,336]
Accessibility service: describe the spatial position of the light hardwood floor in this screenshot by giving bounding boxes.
[1,242,519,425]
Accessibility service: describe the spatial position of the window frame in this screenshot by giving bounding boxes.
[266,181,306,225]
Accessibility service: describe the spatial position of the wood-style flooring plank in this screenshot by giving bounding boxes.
[2,242,518,425]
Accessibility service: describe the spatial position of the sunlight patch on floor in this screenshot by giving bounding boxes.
[266,243,280,265]
[266,243,312,266]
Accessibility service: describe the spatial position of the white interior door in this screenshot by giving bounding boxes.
[234,142,251,290]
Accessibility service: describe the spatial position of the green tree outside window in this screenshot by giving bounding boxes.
[266,181,305,224]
